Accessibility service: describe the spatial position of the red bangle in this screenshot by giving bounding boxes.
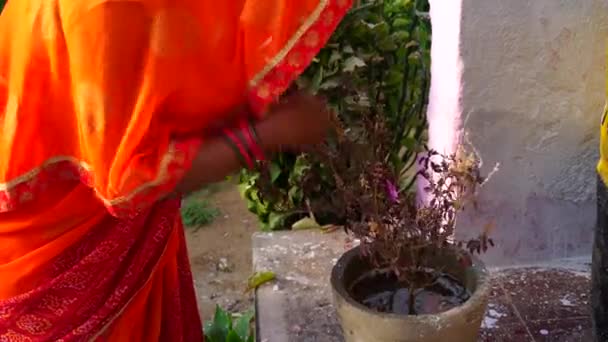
[223,128,254,169]
[238,119,266,161]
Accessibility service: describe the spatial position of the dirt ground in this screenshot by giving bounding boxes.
[184,181,258,320]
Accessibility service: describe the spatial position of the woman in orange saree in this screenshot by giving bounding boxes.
[0,0,352,340]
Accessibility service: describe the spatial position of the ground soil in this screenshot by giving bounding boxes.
[184,181,258,320]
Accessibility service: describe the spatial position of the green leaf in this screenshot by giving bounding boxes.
[234,311,254,341]
[415,24,430,44]
[287,186,303,205]
[204,306,231,342]
[249,188,261,202]
[408,51,422,62]
[203,322,216,342]
[267,212,287,230]
[311,65,324,92]
[237,182,251,198]
[371,22,390,39]
[422,50,431,68]
[269,162,282,183]
[343,56,366,72]
[254,201,269,217]
[378,36,398,51]
[317,49,332,65]
[329,50,343,64]
[351,23,370,42]
[247,271,276,292]
[259,221,271,231]
[226,331,244,342]
[245,200,258,214]
[393,18,412,29]
[292,156,311,178]
[405,40,418,49]
[392,31,410,44]
[319,78,341,90]
[292,217,321,230]
[385,69,404,87]
[216,305,232,328]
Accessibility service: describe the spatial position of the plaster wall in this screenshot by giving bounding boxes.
[427,0,608,265]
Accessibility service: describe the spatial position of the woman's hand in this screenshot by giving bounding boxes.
[256,92,333,152]
[177,91,333,195]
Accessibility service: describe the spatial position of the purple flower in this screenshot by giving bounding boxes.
[385,179,400,203]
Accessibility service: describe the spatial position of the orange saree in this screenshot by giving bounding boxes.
[0,0,351,340]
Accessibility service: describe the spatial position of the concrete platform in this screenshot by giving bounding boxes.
[253,231,593,342]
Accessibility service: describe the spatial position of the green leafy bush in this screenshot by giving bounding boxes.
[240,0,431,230]
[204,306,254,342]
[238,153,311,231]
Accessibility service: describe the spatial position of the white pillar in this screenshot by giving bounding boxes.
[426,0,464,156]
[418,0,465,206]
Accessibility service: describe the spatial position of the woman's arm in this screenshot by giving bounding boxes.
[174,136,241,195]
[174,119,274,194]
[176,92,331,195]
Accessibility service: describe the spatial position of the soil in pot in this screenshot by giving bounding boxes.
[349,269,471,316]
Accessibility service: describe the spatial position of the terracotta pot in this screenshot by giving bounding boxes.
[330,246,491,342]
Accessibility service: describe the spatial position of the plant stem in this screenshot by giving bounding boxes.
[408,284,416,315]
[346,2,380,17]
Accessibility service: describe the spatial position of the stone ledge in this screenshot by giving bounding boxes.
[253,230,347,342]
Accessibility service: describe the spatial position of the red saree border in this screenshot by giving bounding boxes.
[247,0,353,115]
[0,138,201,218]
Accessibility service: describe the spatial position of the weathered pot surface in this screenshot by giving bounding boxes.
[330,245,491,342]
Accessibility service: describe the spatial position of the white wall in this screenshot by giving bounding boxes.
[428,0,608,265]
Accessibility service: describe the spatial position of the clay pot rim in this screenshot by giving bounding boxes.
[330,245,491,321]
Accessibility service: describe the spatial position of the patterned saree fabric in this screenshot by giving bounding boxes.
[0,0,351,340]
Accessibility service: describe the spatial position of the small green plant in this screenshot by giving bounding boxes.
[238,154,310,231]
[204,306,254,342]
[181,194,220,228]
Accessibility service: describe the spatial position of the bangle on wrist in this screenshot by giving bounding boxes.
[239,119,266,161]
[222,118,266,170]
[223,128,254,169]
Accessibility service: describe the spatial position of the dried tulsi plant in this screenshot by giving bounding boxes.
[293,112,496,313]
